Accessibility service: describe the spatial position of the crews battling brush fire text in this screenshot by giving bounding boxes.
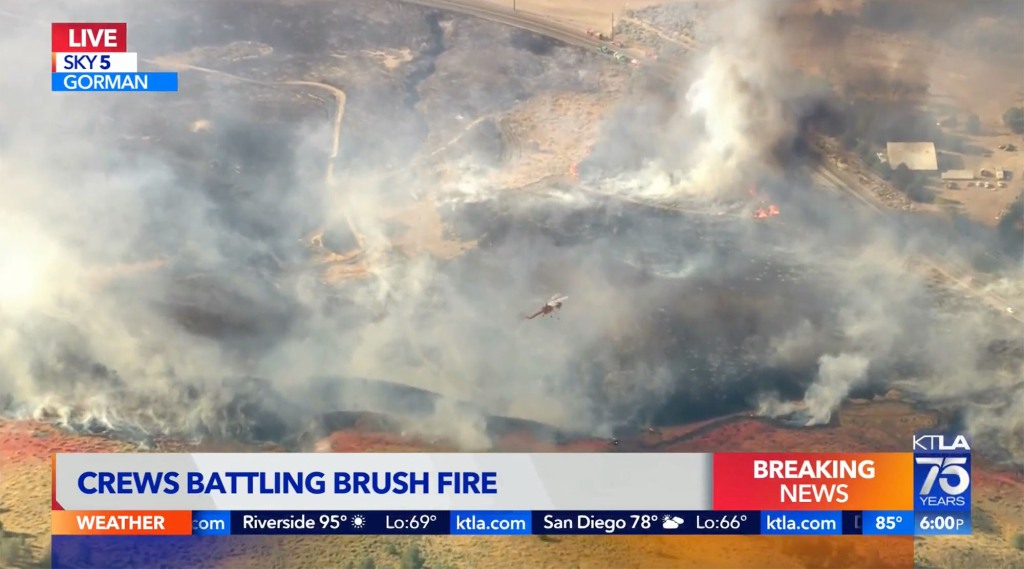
[754,459,875,504]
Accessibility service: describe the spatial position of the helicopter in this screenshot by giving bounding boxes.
[524,294,568,320]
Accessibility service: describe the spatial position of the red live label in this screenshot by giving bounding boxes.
[51,23,127,52]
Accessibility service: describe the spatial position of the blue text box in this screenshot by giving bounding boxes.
[863,511,915,535]
[760,511,843,535]
[192,511,231,536]
[914,511,971,536]
[52,72,179,92]
[450,511,531,535]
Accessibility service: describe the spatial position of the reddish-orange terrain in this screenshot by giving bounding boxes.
[2,399,1022,568]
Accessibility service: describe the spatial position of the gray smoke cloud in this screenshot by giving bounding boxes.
[1,0,1021,462]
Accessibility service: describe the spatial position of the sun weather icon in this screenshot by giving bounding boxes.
[351,515,366,530]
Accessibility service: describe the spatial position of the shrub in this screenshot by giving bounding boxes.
[401,544,426,569]
[35,543,52,568]
[1012,532,1024,550]
[966,114,981,135]
[1004,107,1024,134]
[0,535,30,567]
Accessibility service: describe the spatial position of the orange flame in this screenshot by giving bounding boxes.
[754,204,780,219]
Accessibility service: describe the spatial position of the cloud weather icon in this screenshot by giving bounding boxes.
[662,515,685,530]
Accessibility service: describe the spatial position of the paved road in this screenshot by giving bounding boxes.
[402,0,676,78]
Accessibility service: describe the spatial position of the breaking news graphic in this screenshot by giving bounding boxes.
[51,22,177,91]
[43,442,975,566]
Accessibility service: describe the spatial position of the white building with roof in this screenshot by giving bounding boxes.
[886,142,938,171]
[941,170,974,180]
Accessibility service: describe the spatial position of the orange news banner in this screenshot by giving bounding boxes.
[713,453,914,511]
[52,511,192,536]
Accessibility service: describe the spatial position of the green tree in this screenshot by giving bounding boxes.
[997,198,1024,257]
[855,140,874,163]
[891,163,914,191]
[1003,106,1024,134]
[401,544,426,569]
[1012,532,1024,550]
[359,556,377,569]
[905,177,931,203]
[840,129,858,150]
[0,535,28,567]
[871,159,893,180]
[854,112,874,140]
[966,114,981,135]
[37,544,53,569]
[944,134,965,153]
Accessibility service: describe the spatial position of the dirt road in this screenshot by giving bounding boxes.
[140,61,347,166]
[143,59,366,256]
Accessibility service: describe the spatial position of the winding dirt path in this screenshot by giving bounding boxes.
[143,59,366,257]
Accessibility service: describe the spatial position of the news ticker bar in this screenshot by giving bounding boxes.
[52,510,971,537]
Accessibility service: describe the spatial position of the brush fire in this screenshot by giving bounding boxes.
[749,185,780,219]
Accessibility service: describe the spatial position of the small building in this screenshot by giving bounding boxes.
[996,169,1006,180]
[886,142,938,171]
[941,169,975,181]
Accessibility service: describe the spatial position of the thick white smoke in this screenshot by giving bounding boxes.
[589,1,798,204]
[680,2,792,194]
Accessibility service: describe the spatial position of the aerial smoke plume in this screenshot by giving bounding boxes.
[678,2,793,195]
[0,0,1020,463]
[588,1,827,203]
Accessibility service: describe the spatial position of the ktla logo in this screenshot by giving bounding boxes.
[913,433,970,452]
[916,457,970,496]
[913,433,971,509]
